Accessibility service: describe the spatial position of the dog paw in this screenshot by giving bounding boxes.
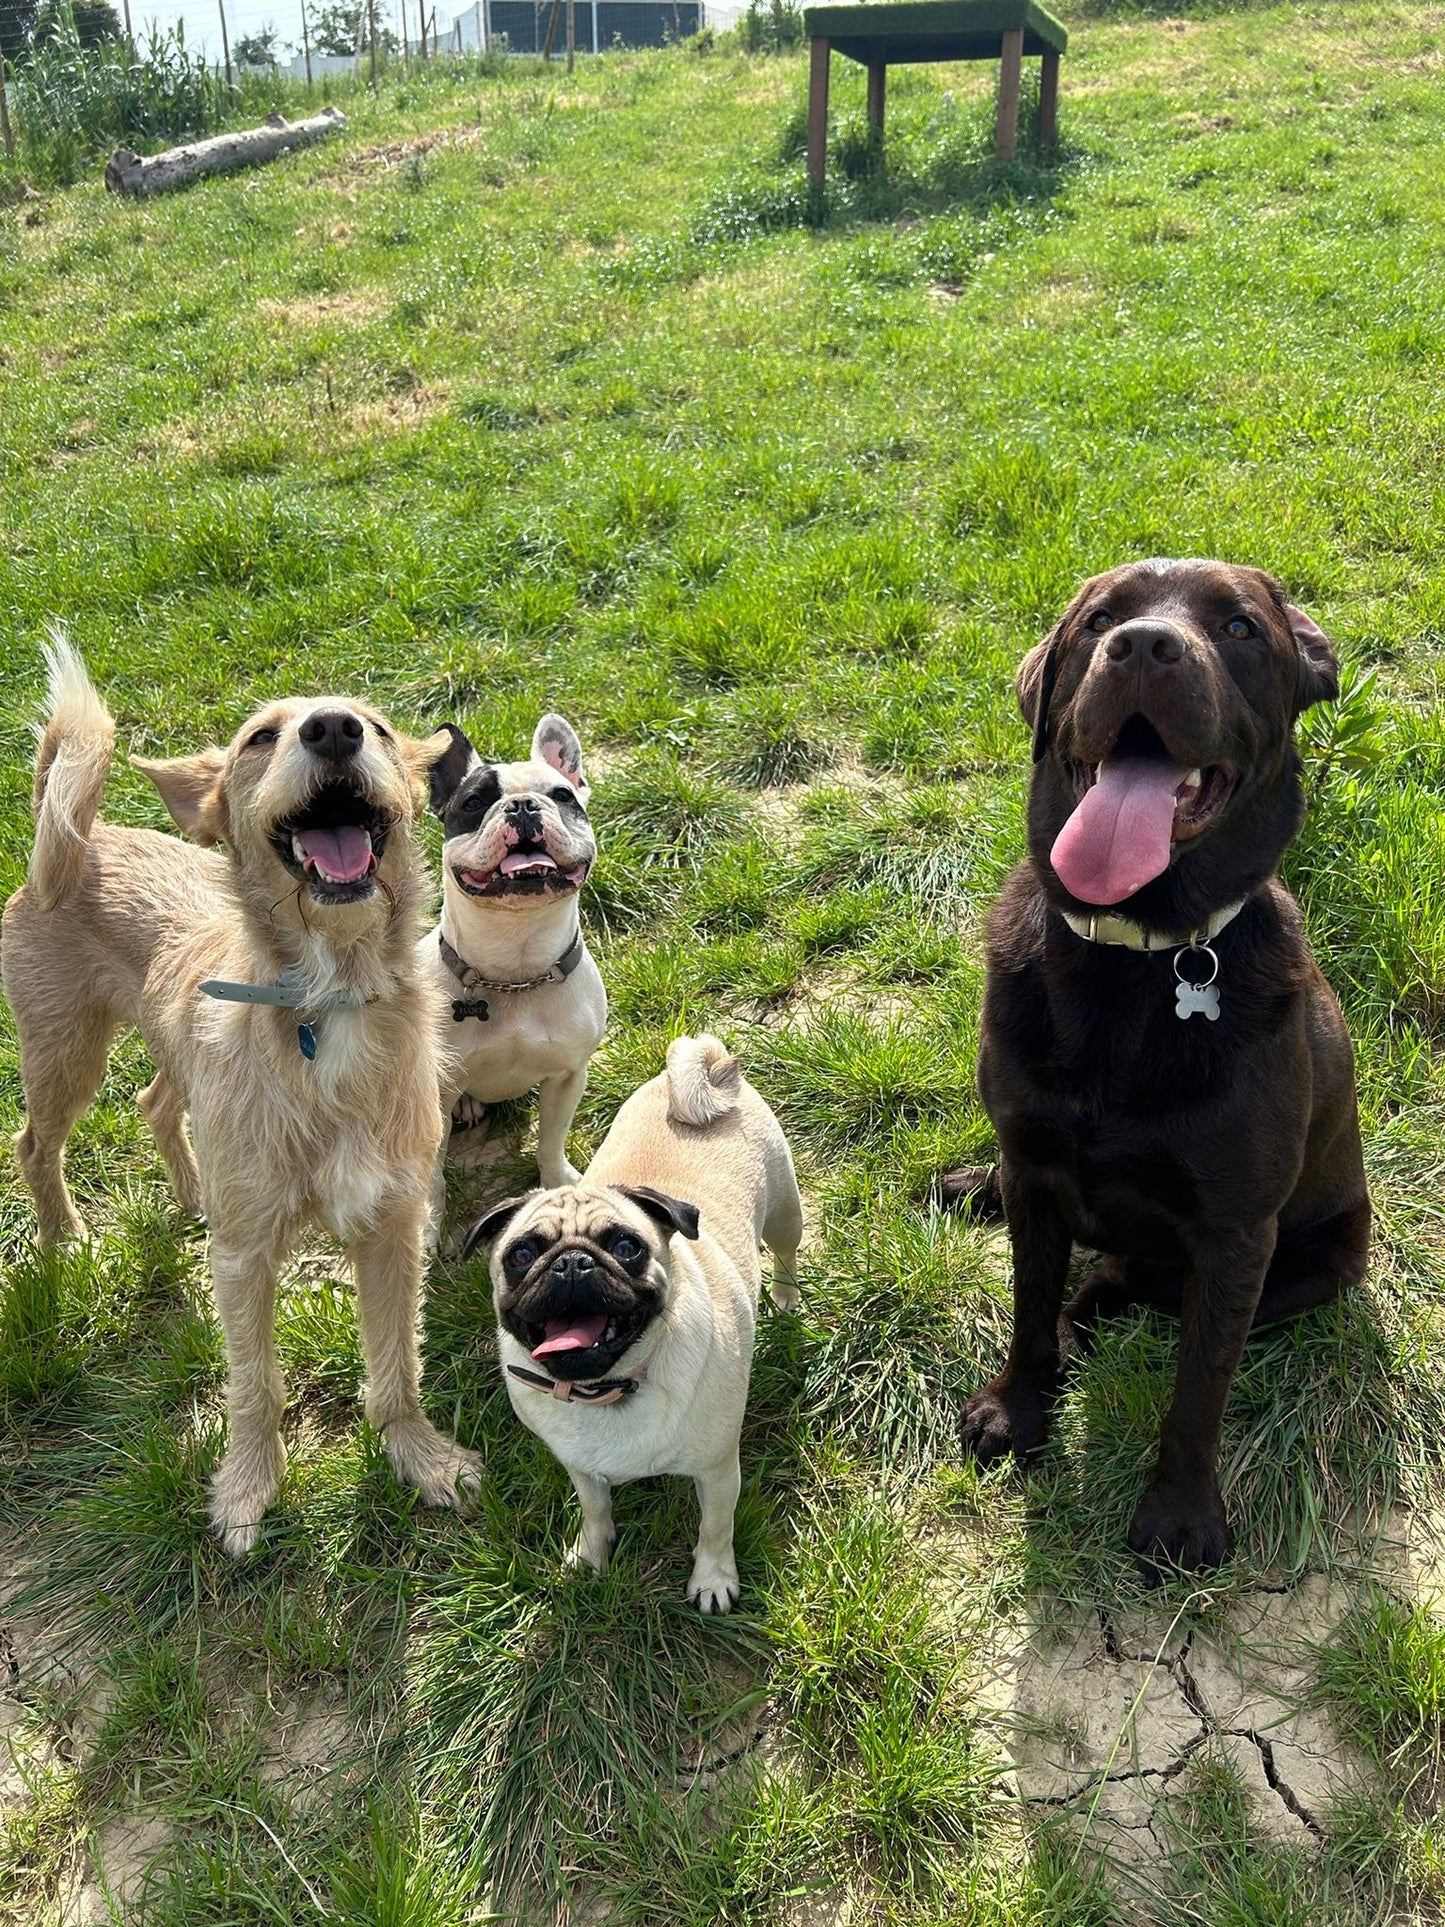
[450,1095,488,1135]
[959,1378,1053,1464]
[565,1532,615,1576]
[539,1158,583,1187]
[768,1277,800,1312]
[687,1557,740,1615]
[1128,1482,1231,1577]
[384,1422,482,1510]
[209,1439,284,1559]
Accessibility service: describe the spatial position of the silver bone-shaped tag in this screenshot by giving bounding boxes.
[1175,979,1220,1021]
[1174,940,1221,1022]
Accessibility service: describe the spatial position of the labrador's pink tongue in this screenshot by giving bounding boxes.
[296,825,373,883]
[1050,757,1188,906]
[532,1312,609,1359]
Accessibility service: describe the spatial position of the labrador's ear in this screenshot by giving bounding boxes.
[1285,604,1340,714]
[613,1185,701,1241]
[131,749,229,844]
[416,724,479,815]
[461,1193,536,1260]
[1016,630,1062,763]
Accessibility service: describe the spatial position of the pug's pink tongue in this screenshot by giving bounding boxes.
[1050,757,1188,906]
[532,1313,609,1359]
[295,825,373,883]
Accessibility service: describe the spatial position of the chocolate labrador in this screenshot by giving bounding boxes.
[943,558,1369,1572]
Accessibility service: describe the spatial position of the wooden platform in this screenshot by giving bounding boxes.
[801,0,1068,182]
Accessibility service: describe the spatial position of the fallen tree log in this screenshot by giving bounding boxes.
[104,105,346,197]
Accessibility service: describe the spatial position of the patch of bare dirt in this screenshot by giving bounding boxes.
[256,291,386,328]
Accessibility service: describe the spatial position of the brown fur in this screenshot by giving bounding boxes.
[2,639,479,1554]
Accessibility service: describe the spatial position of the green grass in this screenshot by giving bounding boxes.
[4,5,1445,1921]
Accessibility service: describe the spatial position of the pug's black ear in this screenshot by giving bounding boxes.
[1017,629,1062,764]
[614,1185,700,1241]
[1285,604,1340,714]
[428,723,480,815]
[461,1193,535,1260]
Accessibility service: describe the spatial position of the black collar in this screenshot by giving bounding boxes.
[438,929,586,1023]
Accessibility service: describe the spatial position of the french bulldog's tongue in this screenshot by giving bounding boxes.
[296,824,373,883]
[1050,756,1188,906]
[532,1312,609,1359]
[500,851,557,876]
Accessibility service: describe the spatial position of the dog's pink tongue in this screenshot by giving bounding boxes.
[296,825,373,882]
[532,1313,609,1359]
[1050,757,1187,906]
[500,851,557,876]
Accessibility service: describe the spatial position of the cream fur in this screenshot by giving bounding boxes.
[2,645,480,1555]
[481,1034,802,1612]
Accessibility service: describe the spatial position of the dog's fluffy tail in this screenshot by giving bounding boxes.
[666,1033,742,1127]
[28,629,116,911]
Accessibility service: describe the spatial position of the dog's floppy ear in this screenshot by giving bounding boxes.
[1285,604,1340,714]
[1016,629,1062,764]
[461,1192,536,1261]
[421,723,479,815]
[532,713,588,799]
[613,1184,700,1241]
[132,749,228,845]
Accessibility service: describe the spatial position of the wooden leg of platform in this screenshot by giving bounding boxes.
[807,35,830,187]
[866,58,885,145]
[1038,46,1059,156]
[996,26,1023,162]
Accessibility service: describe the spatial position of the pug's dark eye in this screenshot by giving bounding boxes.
[508,1240,538,1270]
[248,726,279,748]
[1225,616,1254,639]
[1086,611,1113,633]
[610,1233,644,1265]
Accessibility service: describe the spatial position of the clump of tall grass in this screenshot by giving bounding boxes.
[8,14,226,184]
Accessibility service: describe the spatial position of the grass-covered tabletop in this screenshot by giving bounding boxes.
[3,4,1445,1922]
[802,0,1068,175]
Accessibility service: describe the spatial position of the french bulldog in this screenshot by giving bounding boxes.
[421,713,607,1213]
[463,1035,803,1613]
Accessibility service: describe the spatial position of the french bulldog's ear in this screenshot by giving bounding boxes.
[532,713,588,797]
[1285,604,1340,714]
[1016,629,1062,764]
[614,1185,701,1242]
[461,1192,536,1261]
[131,749,228,845]
[424,723,480,815]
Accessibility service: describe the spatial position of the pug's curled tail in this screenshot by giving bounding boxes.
[666,1033,742,1127]
[29,629,116,911]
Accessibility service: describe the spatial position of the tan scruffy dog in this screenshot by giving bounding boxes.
[463,1036,802,1613]
[1,639,480,1555]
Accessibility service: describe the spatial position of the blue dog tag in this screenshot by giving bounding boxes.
[297,1023,318,1059]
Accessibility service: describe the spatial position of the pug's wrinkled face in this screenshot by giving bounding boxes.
[427,713,596,913]
[464,1183,700,1382]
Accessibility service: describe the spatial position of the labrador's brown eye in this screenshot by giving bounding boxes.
[1087,611,1113,633]
[1225,617,1254,639]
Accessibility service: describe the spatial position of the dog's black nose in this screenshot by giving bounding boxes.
[507,796,544,829]
[549,1250,596,1289]
[1103,620,1185,668]
[299,709,365,760]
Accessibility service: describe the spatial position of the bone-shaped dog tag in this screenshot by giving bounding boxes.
[1175,980,1220,1021]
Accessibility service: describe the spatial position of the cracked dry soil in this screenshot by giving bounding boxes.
[979,1568,1375,1882]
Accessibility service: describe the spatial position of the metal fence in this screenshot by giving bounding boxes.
[453,0,702,53]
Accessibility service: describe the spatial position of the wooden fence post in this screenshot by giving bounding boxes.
[995,25,1023,160]
[806,34,829,187]
[218,0,235,94]
[0,56,14,162]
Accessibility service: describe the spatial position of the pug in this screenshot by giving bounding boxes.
[463,1035,803,1613]
[421,714,607,1207]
